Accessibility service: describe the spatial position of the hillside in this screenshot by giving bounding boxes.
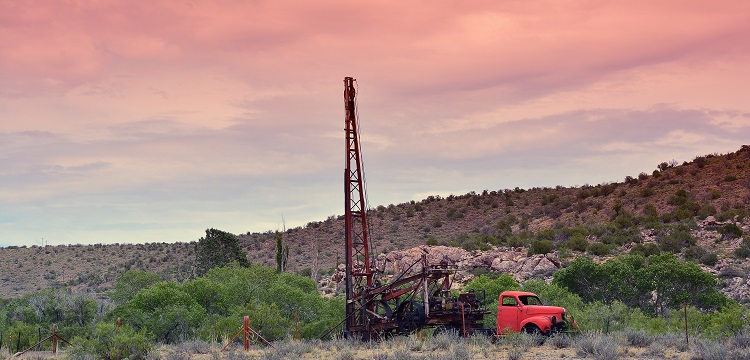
[1,145,749,299]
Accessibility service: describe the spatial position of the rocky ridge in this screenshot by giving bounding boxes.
[326,215,750,301]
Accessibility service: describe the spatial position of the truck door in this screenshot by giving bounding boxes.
[497,295,521,334]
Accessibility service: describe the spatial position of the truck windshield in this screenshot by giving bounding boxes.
[518,296,543,305]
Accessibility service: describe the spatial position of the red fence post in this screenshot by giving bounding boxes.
[243,316,250,351]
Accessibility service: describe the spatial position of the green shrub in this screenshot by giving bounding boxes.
[587,242,609,256]
[683,245,706,261]
[630,243,660,257]
[528,240,554,255]
[465,274,520,304]
[642,204,658,217]
[566,235,589,252]
[701,252,719,267]
[719,223,744,239]
[698,204,717,219]
[657,228,696,253]
[709,189,722,199]
[734,237,750,258]
[724,175,738,182]
[69,323,153,360]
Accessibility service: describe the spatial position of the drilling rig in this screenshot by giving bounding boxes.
[341,77,490,340]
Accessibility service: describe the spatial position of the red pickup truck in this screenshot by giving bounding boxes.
[496,291,577,335]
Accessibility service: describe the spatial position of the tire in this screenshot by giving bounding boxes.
[523,324,546,345]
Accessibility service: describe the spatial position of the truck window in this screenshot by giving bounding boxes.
[518,296,543,305]
[501,296,518,306]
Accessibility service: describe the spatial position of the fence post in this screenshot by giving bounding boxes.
[52,324,58,355]
[684,301,689,348]
[243,316,250,351]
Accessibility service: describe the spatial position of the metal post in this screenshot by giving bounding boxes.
[461,303,466,339]
[682,301,690,346]
[243,316,250,351]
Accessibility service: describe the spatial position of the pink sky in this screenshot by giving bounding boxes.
[1,1,749,246]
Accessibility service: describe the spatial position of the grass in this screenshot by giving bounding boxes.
[34,330,741,359]
[574,331,621,360]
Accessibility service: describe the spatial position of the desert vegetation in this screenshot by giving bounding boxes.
[2,252,750,359]
[1,146,749,358]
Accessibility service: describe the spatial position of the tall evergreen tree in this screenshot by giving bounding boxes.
[195,228,249,276]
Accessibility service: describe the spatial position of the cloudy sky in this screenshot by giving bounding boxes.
[1,1,749,247]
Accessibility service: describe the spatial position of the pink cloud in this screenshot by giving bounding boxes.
[2,0,749,97]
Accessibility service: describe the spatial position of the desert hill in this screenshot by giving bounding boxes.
[1,145,749,300]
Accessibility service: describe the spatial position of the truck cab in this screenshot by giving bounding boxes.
[496,291,576,335]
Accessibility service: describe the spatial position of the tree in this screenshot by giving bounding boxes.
[643,253,725,316]
[195,228,250,276]
[110,270,163,305]
[464,274,520,305]
[554,254,726,317]
[182,277,226,316]
[553,257,609,303]
[120,282,206,343]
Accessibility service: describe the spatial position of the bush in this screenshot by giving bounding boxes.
[630,243,660,257]
[719,223,744,239]
[642,204,658,217]
[734,237,750,258]
[528,240,554,255]
[695,338,729,360]
[465,274,520,304]
[587,242,609,256]
[574,331,621,359]
[566,235,588,252]
[551,333,572,349]
[684,245,706,261]
[701,252,719,267]
[70,323,153,360]
[624,328,654,347]
[657,228,696,253]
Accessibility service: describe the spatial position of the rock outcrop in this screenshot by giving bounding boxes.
[325,215,750,301]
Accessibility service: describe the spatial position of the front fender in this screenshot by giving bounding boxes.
[520,316,553,334]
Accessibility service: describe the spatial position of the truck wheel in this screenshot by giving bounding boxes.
[523,324,546,345]
[523,324,542,335]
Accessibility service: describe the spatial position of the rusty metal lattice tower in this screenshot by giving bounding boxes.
[343,76,373,336]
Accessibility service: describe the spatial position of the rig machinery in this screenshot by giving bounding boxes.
[340,77,490,340]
